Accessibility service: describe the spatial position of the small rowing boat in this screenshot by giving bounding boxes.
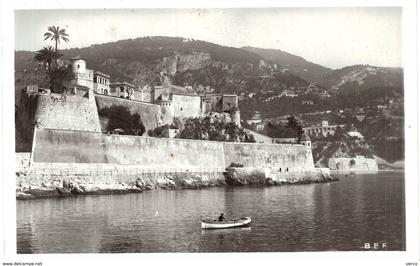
[201,217,251,229]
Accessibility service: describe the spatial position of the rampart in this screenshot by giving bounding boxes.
[31,128,226,170]
[172,94,202,118]
[17,128,332,198]
[30,128,316,172]
[95,94,165,132]
[328,157,378,172]
[223,142,314,171]
[35,93,101,132]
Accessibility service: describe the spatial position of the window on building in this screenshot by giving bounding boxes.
[77,64,80,69]
[120,87,124,92]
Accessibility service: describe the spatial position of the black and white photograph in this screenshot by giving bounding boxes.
[1,0,419,265]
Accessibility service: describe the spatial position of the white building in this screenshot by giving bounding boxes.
[109,82,136,99]
[303,120,345,137]
[93,71,110,95]
[62,56,94,100]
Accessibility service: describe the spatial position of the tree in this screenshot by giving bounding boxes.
[99,105,145,136]
[286,115,304,140]
[33,46,62,72]
[44,26,69,67]
[48,65,72,93]
[34,46,66,92]
[44,26,69,52]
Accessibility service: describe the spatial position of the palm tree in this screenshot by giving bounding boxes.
[33,46,62,72]
[48,65,72,93]
[43,26,69,52]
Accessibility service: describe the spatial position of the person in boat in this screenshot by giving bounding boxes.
[218,213,225,221]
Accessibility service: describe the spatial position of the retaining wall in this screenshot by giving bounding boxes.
[95,95,165,132]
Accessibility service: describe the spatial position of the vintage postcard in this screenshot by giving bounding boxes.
[1,0,418,265]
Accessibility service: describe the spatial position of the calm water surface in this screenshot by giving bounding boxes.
[17,172,405,253]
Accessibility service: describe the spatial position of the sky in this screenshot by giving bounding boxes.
[14,8,402,69]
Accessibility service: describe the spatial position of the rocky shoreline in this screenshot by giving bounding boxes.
[16,167,336,200]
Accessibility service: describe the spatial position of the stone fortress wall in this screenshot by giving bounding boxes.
[16,92,331,196]
[30,128,316,173]
[223,142,314,171]
[31,128,226,170]
[328,156,378,172]
[35,93,101,132]
[95,94,166,132]
[171,94,202,118]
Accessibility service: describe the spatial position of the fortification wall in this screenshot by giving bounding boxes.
[31,128,315,174]
[35,93,101,132]
[328,157,378,171]
[95,95,164,132]
[15,93,38,152]
[223,142,315,171]
[16,152,31,170]
[32,128,225,170]
[172,94,202,118]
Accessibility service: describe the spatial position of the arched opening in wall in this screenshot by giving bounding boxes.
[104,89,108,95]
[180,108,183,111]
[77,64,80,69]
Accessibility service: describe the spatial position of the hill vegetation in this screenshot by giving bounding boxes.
[316,65,403,92]
[15,37,308,96]
[242,46,331,83]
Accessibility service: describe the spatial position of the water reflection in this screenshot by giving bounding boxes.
[17,172,405,253]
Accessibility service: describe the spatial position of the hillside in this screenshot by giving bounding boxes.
[312,136,374,167]
[241,46,331,83]
[15,36,308,95]
[316,64,403,93]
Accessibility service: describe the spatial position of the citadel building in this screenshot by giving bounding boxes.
[15,56,331,196]
[59,56,241,132]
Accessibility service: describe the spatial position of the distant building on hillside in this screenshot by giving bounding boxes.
[347,131,364,139]
[301,100,314,105]
[280,89,298,98]
[303,120,344,137]
[246,111,262,125]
